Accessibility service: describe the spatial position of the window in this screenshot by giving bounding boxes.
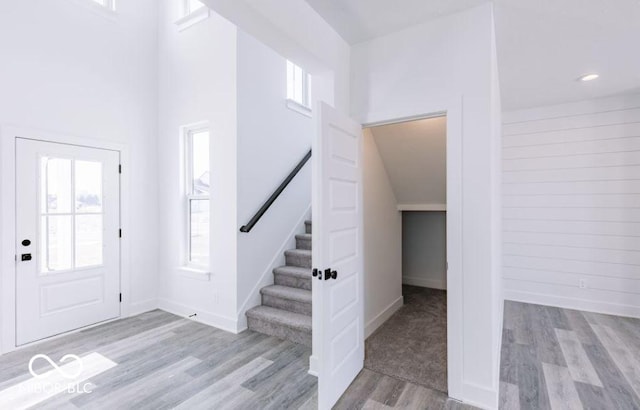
[40,157,104,272]
[286,60,312,112]
[184,126,210,268]
[90,0,115,11]
[176,0,210,31]
[184,0,205,15]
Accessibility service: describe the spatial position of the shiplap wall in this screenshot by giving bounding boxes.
[502,94,640,317]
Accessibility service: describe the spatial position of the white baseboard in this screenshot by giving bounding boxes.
[127,299,158,317]
[402,275,446,290]
[157,298,240,334]
[365,296,404,338]
[504,289,640,319]
[461,381,498,410]
[308,355,318,377]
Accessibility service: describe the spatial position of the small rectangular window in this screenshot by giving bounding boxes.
[287,60,312,110]
[91,0,115,11]
[184,126,210,268]
[176,0,210,31]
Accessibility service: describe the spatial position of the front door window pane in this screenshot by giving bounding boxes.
[42,157,72,214]
[75,161,103,213]
[75,215,103,268]
[43,215,73,271]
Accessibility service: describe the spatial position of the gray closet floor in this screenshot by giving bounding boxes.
[500,300,640,410]
[0,310,316,410]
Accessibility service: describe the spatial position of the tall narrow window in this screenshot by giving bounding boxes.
[286,60,312,110]
[185,126,210,267]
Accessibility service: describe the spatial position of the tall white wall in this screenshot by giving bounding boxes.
[363,129,403,338]
[0,0,159,349]
[503,93,640,318]
[157,1,239,330]
[235,31,313,327]
[402,212,447,290]
[351,4,502,408]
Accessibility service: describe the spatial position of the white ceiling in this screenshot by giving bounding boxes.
[305,0,640,111]
[370,116,446,206]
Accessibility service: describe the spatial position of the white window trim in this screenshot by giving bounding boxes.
[286,61,313,113]
[286,99,312,118]
[181,121,210,273]
[175,2,210,32]
[66,0,118,21]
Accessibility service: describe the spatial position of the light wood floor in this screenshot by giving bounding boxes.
[3,302,638,409]
[500,301,640,409]
[0,310,317,409]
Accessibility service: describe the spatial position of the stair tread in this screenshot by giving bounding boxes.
[273,265,311,278]
[246,306,311,332]
[284,249,311,257]
[305,220,312,225]
[261,285,311,303]
[295,233,312,240]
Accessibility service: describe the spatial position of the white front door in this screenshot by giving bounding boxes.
[313,102,364,409]
[16,138,121,346]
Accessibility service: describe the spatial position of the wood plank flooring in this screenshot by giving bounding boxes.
[500,300,640,410]
[334,368,477,410]
[0,310,317,410]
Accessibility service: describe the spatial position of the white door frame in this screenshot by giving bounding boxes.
[361,97,464,400]
[0,126,132,355]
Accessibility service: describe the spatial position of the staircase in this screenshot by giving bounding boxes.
[246,220,313,346]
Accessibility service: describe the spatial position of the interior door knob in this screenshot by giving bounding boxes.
[324,268,337,280]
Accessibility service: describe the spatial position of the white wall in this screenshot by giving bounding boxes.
[157,1,239,330]
[0,0,159,351]
[351,4,502,408]
[200,0,350,113]
[503,93,640,318]
[235,30,313,327]
[363,129,403,338]
[402,212,447,290]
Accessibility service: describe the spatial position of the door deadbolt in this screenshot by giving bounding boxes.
[21,239,31,247]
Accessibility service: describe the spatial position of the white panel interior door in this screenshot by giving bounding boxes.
[16,138,120,346]
[314,102,364,409]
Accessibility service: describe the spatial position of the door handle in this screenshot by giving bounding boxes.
[324,268,337,280]
[21,254,32,261]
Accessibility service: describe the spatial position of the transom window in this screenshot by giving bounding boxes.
[184,126,210,267]
[40,157,104,272]
[182,0,205,17]
[91,0,116,11]
[286,60,312,109]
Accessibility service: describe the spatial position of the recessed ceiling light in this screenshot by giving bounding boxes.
[578,73,599,82]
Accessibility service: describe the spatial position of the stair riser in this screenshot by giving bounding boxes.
[296,236,312,250]
[305,222,312,234]
[286,253,312,269]
[274,273,312,291]
[262,294,312,316]
[247,317,312,347]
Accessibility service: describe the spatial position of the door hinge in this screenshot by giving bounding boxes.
[118,164,122,174]
[119,293,122,303]
[119,229,122,238]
